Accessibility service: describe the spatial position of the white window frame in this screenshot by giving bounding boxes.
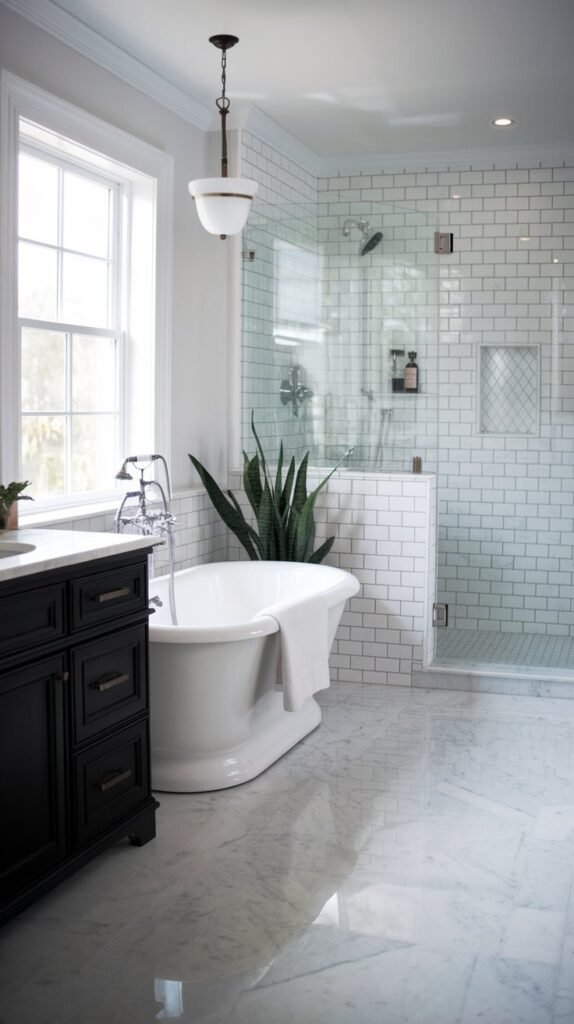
[0,71,174,514]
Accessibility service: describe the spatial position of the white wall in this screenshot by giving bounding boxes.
[0,4,228,490]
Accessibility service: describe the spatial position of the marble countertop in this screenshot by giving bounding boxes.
[0,528,163,583]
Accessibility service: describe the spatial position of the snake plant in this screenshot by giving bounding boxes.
[189,417,346,563]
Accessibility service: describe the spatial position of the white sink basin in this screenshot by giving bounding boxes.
[0,541,36,559]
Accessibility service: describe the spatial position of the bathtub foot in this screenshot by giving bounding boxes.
[151,696,322,793]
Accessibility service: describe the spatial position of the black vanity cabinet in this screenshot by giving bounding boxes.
[0,547,159,925]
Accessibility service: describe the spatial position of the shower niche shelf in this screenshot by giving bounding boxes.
[477,343,540,437]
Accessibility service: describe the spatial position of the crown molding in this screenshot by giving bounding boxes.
[0,0,215,130]
[317,144,574,177]
[237,107,574,179]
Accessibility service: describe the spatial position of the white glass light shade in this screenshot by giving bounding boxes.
[188,177,258,236]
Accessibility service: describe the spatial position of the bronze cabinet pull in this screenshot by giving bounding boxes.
[97,768,132,792]
[91,672,130,693]
[95,587,131,604]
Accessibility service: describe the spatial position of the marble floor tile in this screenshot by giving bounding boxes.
[1,683,574,1023]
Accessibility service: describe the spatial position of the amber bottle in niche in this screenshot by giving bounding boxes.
[404,351,419,393]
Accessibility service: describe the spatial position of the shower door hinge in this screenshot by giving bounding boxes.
[242,250,256,261]
[432,602,449,627]
[434,231,454,255]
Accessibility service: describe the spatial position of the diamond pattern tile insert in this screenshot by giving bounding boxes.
[479,345,538,435]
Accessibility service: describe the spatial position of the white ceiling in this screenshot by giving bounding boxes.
[33,0,574,159]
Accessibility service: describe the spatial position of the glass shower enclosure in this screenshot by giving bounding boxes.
[241,198,440,473]
[241,194,574,680]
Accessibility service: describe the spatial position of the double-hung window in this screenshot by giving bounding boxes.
[18,139,123,497]
[0,73,173,516]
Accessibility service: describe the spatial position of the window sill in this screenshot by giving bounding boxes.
[19,499,119,529]
[18,487,206,530]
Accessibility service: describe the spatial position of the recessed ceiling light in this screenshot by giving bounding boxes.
[492,117,514,127]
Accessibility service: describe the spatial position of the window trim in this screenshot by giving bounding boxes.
[0,71,174,510]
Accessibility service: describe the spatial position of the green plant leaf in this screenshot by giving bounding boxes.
[274,441,284,502]
[280,457,295,518]
[292,451,309,512]
[243,452,262,515]
[256,484,274,560]
[308,535,335,564]
[285,506,300,560]
[189,455,259,560]
[0,480,33,514]
[226,489,262,554]
[293,490,318,561]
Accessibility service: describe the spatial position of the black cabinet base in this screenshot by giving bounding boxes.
[0,549,158,928]
[0,798,159,928]
[129,809,157,847]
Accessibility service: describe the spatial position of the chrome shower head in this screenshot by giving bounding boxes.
[342,218,383,255]
[360,230,383,256]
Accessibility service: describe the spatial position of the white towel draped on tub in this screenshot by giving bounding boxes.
[258,593,331,712]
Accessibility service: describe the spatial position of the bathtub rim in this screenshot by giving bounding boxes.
[149,560,360,645]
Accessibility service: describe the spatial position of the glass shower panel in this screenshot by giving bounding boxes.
[241,201,321,464]
[434,246,574,674]
[241,200,439,473]
[321,205,439,471]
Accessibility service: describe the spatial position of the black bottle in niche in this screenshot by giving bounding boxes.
[390,349,405,393]
[404,351,419,393]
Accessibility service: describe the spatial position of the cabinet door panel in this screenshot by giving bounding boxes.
[0,585,65,658]
[0,657,67,899]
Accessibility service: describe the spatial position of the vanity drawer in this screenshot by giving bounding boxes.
[70,564,147,632]
[74,721,149,846]
[71,625,147,744]
[0,584,66,658]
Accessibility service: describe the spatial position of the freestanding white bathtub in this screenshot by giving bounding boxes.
[148,561,359,792]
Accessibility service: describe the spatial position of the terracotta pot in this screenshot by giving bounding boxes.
[1,504,18,530]
[7,503,18,529]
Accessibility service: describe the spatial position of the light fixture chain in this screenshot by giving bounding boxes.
[216,48,230,112]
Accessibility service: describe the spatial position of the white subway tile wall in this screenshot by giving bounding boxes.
[228,469,437,685]
[245,138,574,644]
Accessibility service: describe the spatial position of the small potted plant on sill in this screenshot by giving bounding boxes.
[189,416,350,563]
[0,481,33,530]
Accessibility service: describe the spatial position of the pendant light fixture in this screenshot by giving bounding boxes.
[188,35,258,239]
